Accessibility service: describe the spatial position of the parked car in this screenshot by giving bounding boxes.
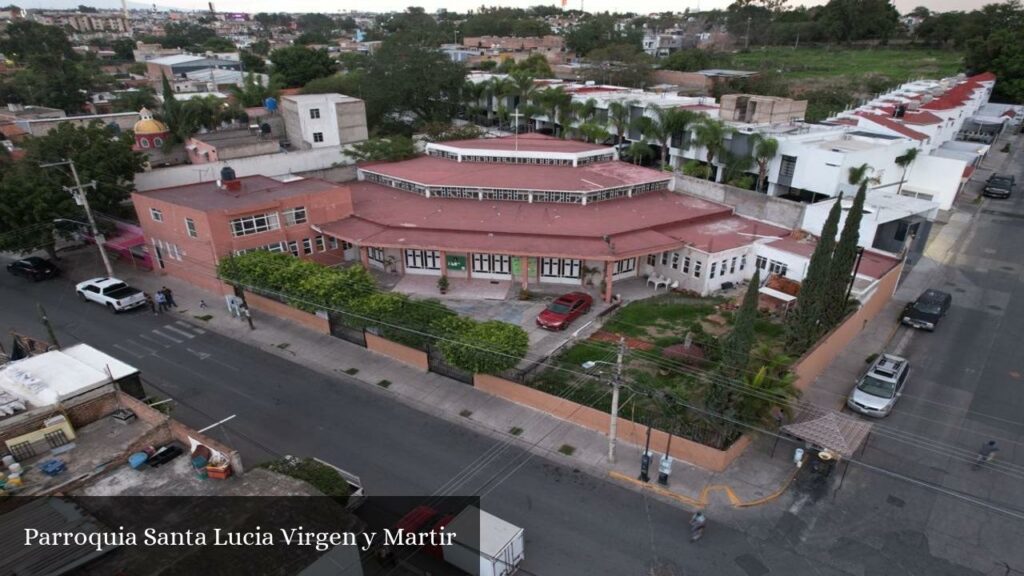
[536,292,593,331]
[902,289,952,331]
[6,257,59,281]
[75,277,147,312]
[847,353,910,418]
[983,173,1015,198]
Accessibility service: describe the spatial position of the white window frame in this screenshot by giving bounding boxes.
[740,255,747,271]
[282,206,307,226]
[472,253,512,276]
[756,255,767,270]
[539,258,581,282]
[316,235,326,252]
[302,238,313,255]
[150,207,163,222]
[613,257,636,277]
[288,240,299,257]
[730,257,737,274]
[768,260,788,277]
[184,217,197,238]
[231,212,280,237]
[671,253,680,270]
[328,236,339,250]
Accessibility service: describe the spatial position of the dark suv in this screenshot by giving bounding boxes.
[983,173,1015,199]
[902,289,952,331]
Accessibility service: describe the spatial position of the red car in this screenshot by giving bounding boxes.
[536,292,593,330]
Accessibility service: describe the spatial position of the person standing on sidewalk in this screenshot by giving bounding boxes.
[145,293,157,315]
[689,511,707,543]
[154,290,167,313]
[162,286,178,309]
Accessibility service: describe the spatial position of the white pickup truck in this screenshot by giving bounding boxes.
[76,277,147,312]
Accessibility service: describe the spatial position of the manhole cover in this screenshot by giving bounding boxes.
[886,494,906,508]
[734,553,769,576]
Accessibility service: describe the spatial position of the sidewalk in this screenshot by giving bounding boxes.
[56,246,799,515]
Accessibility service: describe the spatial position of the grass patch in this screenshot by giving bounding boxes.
[729,47,962,81]
[344,367,359,375]
[376,379,391,388]
[754,318,786,338]
[602,296,717,338]
[558,444,576,456]
[260,456,350,502]
[193,314,213,322]
[459,409,473,418]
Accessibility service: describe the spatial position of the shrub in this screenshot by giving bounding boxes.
[217,252,375,312]
[261,456,351,502]
[435,317,529,374]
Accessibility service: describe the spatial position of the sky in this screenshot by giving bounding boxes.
[16,0,1001,15]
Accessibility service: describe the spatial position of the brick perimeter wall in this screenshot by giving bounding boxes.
[365,333,428,371]
[792,260,905,391]
[244,291,330,335]
[474,374,751,472]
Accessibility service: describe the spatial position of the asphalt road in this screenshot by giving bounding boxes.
[0,265,847,576]
[775,137,1024,575]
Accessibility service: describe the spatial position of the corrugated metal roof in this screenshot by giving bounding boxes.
[0,498,116,575]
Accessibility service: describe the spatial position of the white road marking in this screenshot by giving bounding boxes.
[138,333,170,348]
[151,328,183,344]
[113,343,148,358]
[163,324,195,339]
[186,347,210,360]
[176,320,205,335]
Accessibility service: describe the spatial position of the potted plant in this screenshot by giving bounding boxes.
[437,275,450,294]
[384,255,397,274]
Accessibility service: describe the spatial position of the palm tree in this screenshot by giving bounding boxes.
[847,162,881,194]
[626,141,653,165]
[721,150,755,187]
[626,115,654,164]
[607,100,635,149]
[647,106,699,171]
[751,134,779,194]
[576,122,609,143]
[489,76,515,128]
[532,86,572,137]
[894,147,920,196]
[692,117,733,181]
[461,80,486,123]
[228,72,274,107]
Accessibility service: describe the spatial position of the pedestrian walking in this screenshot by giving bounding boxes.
[145,293,157,315]
[199,299,208,309]
[972,440,999,470]
[689,511,707,543]
[162,286,177,309]
[154,290,167,313]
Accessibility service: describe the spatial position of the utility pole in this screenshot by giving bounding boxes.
[37,304,60,349]
[608,336,625,463]
[41,159,114,278]
[744,16,752,50]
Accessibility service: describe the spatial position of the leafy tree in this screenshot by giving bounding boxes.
[249,39,272,56]
[0,21,100,112]
[720,150,755,187]
[239,50,268,74]
[720,269,760,376]
[733,352,798,429]
[111,38,136,61]
[378,7,448,46]
[229,73,276,107]
[582,44,652,88]
[496,53,552,77]
[217,251,375,312]
[565,14,642,55]
[818,0,900,43]
[607,100,634,148]
[785,196,842,354]
[460,8,551,37]
[692,117,733,181]
[420,122,484,142]
[303,72,365,98]
[0,20,73,60]
[647,105,697,169]
[751,134,779,193]
[0,123,142,258]
[270,46,336,88]
[965,27,1024,102]
[159,23,220,50]
[661,49,732,72]
[725,2,772,47]
[347,136,417,162]
[531,86,572,137]
[254,12,293,28]
[626,141,653,165]
[297,13,336,36]
[823,166,874,326]
[435,317,529,375]
[202,37,237,52]
[894,147,919,195]
[296,31,330,45]
[348,292,455,350]
[360,40,466,129]
[111,88,158,113]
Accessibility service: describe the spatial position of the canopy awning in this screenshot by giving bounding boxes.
[782,406,872,458]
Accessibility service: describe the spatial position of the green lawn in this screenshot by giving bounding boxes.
[601,295,719,339]
[729,47,963,82]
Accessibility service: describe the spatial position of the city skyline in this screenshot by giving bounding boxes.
[12,0,1005,14]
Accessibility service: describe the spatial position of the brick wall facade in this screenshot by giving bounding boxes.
[244,291,331,335]
[365,333,428,371]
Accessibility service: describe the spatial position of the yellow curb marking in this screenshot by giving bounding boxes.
[608,468,799,509]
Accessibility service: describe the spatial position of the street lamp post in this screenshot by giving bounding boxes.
[40,159,114,278]
[583,336,626,463]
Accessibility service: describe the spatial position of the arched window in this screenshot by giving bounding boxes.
[153,137,163,147]
[139,138,151,149]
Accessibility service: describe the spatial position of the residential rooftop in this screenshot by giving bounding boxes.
[134,175,344,212]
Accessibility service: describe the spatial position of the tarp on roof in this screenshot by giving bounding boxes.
[782,405,872,458]
[0,498,116,574]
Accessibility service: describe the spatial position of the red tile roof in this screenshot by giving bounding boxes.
[362,155,670,192]
[437,133,609,153]
[764,237,900,280]
[901,110,943,125]
[963,165,975,179]
[318,182,789,260]
[855,112,929,141]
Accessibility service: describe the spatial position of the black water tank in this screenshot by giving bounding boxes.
[220,166,236,181]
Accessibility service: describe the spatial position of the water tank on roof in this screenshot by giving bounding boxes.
[264,97,278,112]
[260,122,272,135]
[220,166,236,182]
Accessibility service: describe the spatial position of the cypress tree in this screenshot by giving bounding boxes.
[721,268,760,377]
[785,194,843,354]
[825,182,868,326]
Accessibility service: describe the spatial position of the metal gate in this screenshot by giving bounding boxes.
[328,313,367,347]
[427,344,474,385]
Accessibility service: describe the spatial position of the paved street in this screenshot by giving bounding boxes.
[1,266,849,576]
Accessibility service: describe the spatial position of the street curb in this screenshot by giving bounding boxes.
[607,468,799,510]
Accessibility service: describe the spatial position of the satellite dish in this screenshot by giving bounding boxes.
[818,450,835,461]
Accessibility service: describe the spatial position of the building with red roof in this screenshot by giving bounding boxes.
[314,135,792,301]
